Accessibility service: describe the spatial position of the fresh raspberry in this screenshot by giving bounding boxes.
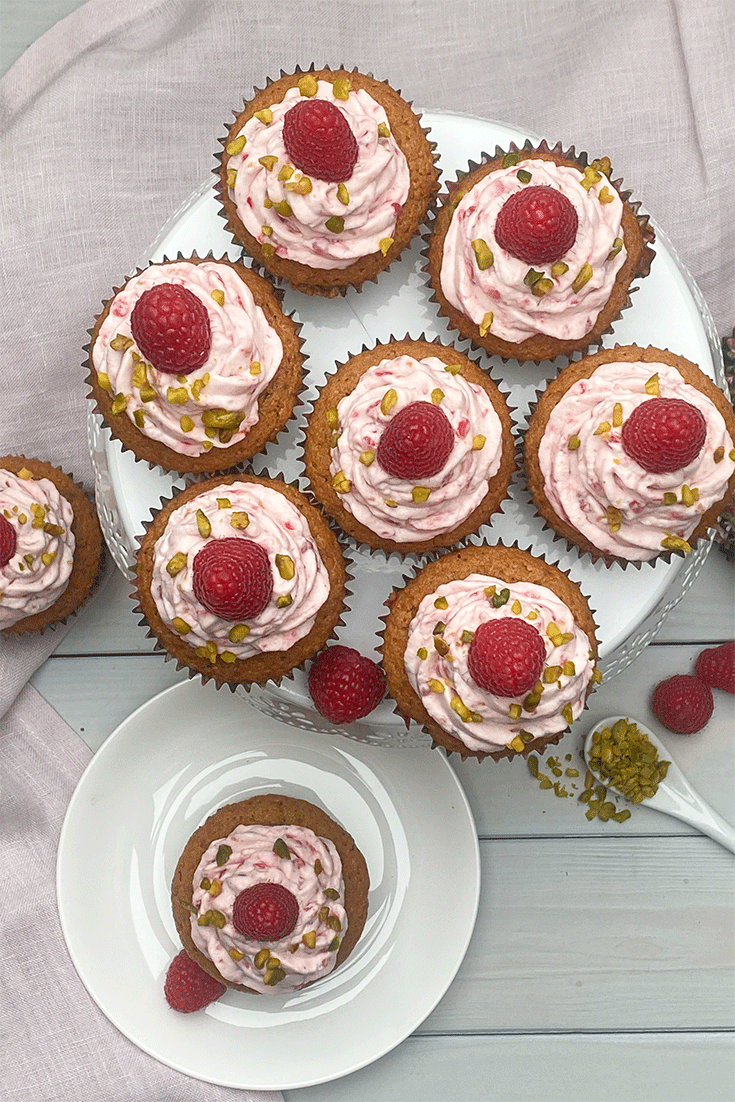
[694,641,735,694]
[494,185,579,265]
[130,282,211,374]
[651,673,714,734]
[192,537,273,621]
[308,644,386,724]
[376,401,454,480]
[0,514,17,568]
[164,949,226,1013]
[621,398,707,473]
[232,883,299,941]
[282,98,358,182]
[467,617,546,698]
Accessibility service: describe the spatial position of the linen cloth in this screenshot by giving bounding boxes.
[0,0,733,1098]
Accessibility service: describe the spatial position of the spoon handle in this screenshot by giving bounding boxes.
[657,769,735,854]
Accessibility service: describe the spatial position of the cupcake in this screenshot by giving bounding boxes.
[135,473,347,686]
[381,543,600,761]
[171,793,369,996]
[216,66,439,296]
[427,141,655,363]
[303,337,515,555]
[0,456,103,635]
[523,345,735,564]
[87,255,303,474]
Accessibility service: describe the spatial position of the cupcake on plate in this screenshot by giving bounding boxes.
[216,66,439,296]
[87,255,303,474]
[303,337,515,554]
[0,456,103,635]
[427,140,655,363]
[523,345,735,565]
[381,543,600,761]
[170,793,369,997]
[135,473,347,687]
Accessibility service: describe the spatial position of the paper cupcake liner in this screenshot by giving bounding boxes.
[378,538,601,764]
[131,470,352,692]
[521,343,735,569]
[84,251,306,477]
[0,455,106,636]
[422,138,656,365]
[214,64,441,298]
[298,332,518,563]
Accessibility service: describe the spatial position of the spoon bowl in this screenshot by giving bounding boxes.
[583,715,735,853]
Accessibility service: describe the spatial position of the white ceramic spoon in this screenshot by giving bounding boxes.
[583,715,735,854]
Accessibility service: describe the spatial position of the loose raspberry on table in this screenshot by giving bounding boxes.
[467,617,546,698]
[694,641,735,694]
[376,401,454,481]
[130,282,211,374]
[0,514,17,568]
[192,537,273,622]
[232,882,299,942]
[650,673,714,734]
[621,397,707,473]
[494,184,579,266]
[282,98,358,182]
[308,644,386,724]
[164,949,226,1013]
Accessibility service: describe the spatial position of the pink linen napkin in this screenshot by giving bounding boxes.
[1,0,734,1099]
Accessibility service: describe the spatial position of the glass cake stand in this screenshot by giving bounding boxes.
[88,110,723,747]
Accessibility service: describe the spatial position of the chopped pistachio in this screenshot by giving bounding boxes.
[298,73,318,97]
[508,703,522,720]
[226,134,247,156]
[254,108,273,124]
[444,362,462,375]
[571,263,593,292]
[579,165,602,191]
[377,121,390,138]
[273,838,291,860]
[416,647,428,660]
[171,617,191,635]
[594,420,612,436]
[226,168,238,188]
[551,261,569,278]
[359,450,375,466]
[502,151,520,168]
[606,505,622,533]
[412,486,431,503]
[606,236,624,261]
[325,215,344,233]
[663,491,678,506]
[516,168,532,184]
[567,434,581,450]
[180,415,195,433]
[612,402,624,427]
[262,243,276,259]
[230,510,250,529]
[492,587,510,608]
[713,445,725,463]
[111,393,128,415]
[195,509,211,538]
[434,595,449,610]
[166,552,187,577]
[471,238,494,270]
[332,470,351,494]
[380,388,398,415]
[275,553,295,580]
[302,930,317,949]
[644,372,660,395]
[479,312,493,336]
[332,77,351,100]
[258,155,278,171]
[276,594,293,608]
[97,371,113,393]
[337,183,350,205]
[378,236,394,255]
[228,623,250,643]
[661,534,692,553]
[471,434,486,450]
[532,277,554,297]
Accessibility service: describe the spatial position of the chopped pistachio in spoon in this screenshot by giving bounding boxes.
[586,716,670,803]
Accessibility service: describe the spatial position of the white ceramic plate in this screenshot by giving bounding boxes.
[56,679,481,1091]
[89,110,722,734]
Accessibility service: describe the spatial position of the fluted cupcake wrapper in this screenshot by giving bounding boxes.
[422,138,656,366]
[214,64,441,299]
[521,343,734,569]
[298,331,518,563]
[0,456,105,636]
[378,538,601,764]
[84,251,306,478]
[130,470,352,693]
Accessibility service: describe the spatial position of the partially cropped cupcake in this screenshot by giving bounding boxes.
[217,66,439,296]
[382,544,600,761]
[427,141,655,363]
[0,456,103,635]
[524,345,735,564]
[88,256,303,474]
[303,338,515,555]
[135,473,347,686]
[170,794,369,997]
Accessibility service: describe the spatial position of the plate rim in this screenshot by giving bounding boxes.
[56,678,481,1091]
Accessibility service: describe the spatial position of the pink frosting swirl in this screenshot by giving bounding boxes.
[329,354,505,542]
[0,469,74,629]
[93,261,283,457]
[226,80,410,269]
[190,823,347,994]
[439,158,626,343]
[404,574,595,752]
[150,483,330,657]
[537,360,735,560]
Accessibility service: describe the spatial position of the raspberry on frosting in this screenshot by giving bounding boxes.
[130,282,211,374]
[494,185,579,265]
[282,98,358,182]
[191,537,273,621]
[376,401,454,480]
[621,397,707,473]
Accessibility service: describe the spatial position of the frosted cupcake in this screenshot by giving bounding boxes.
[171,794,369,996]
[217,66,439,296]
[88,256,303,474]
[427,141,655,363]
[382,544,600,761]
[304,338,515,554]
[135,474,347,686]
[524,346,735,564]
[0,456,103,635]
